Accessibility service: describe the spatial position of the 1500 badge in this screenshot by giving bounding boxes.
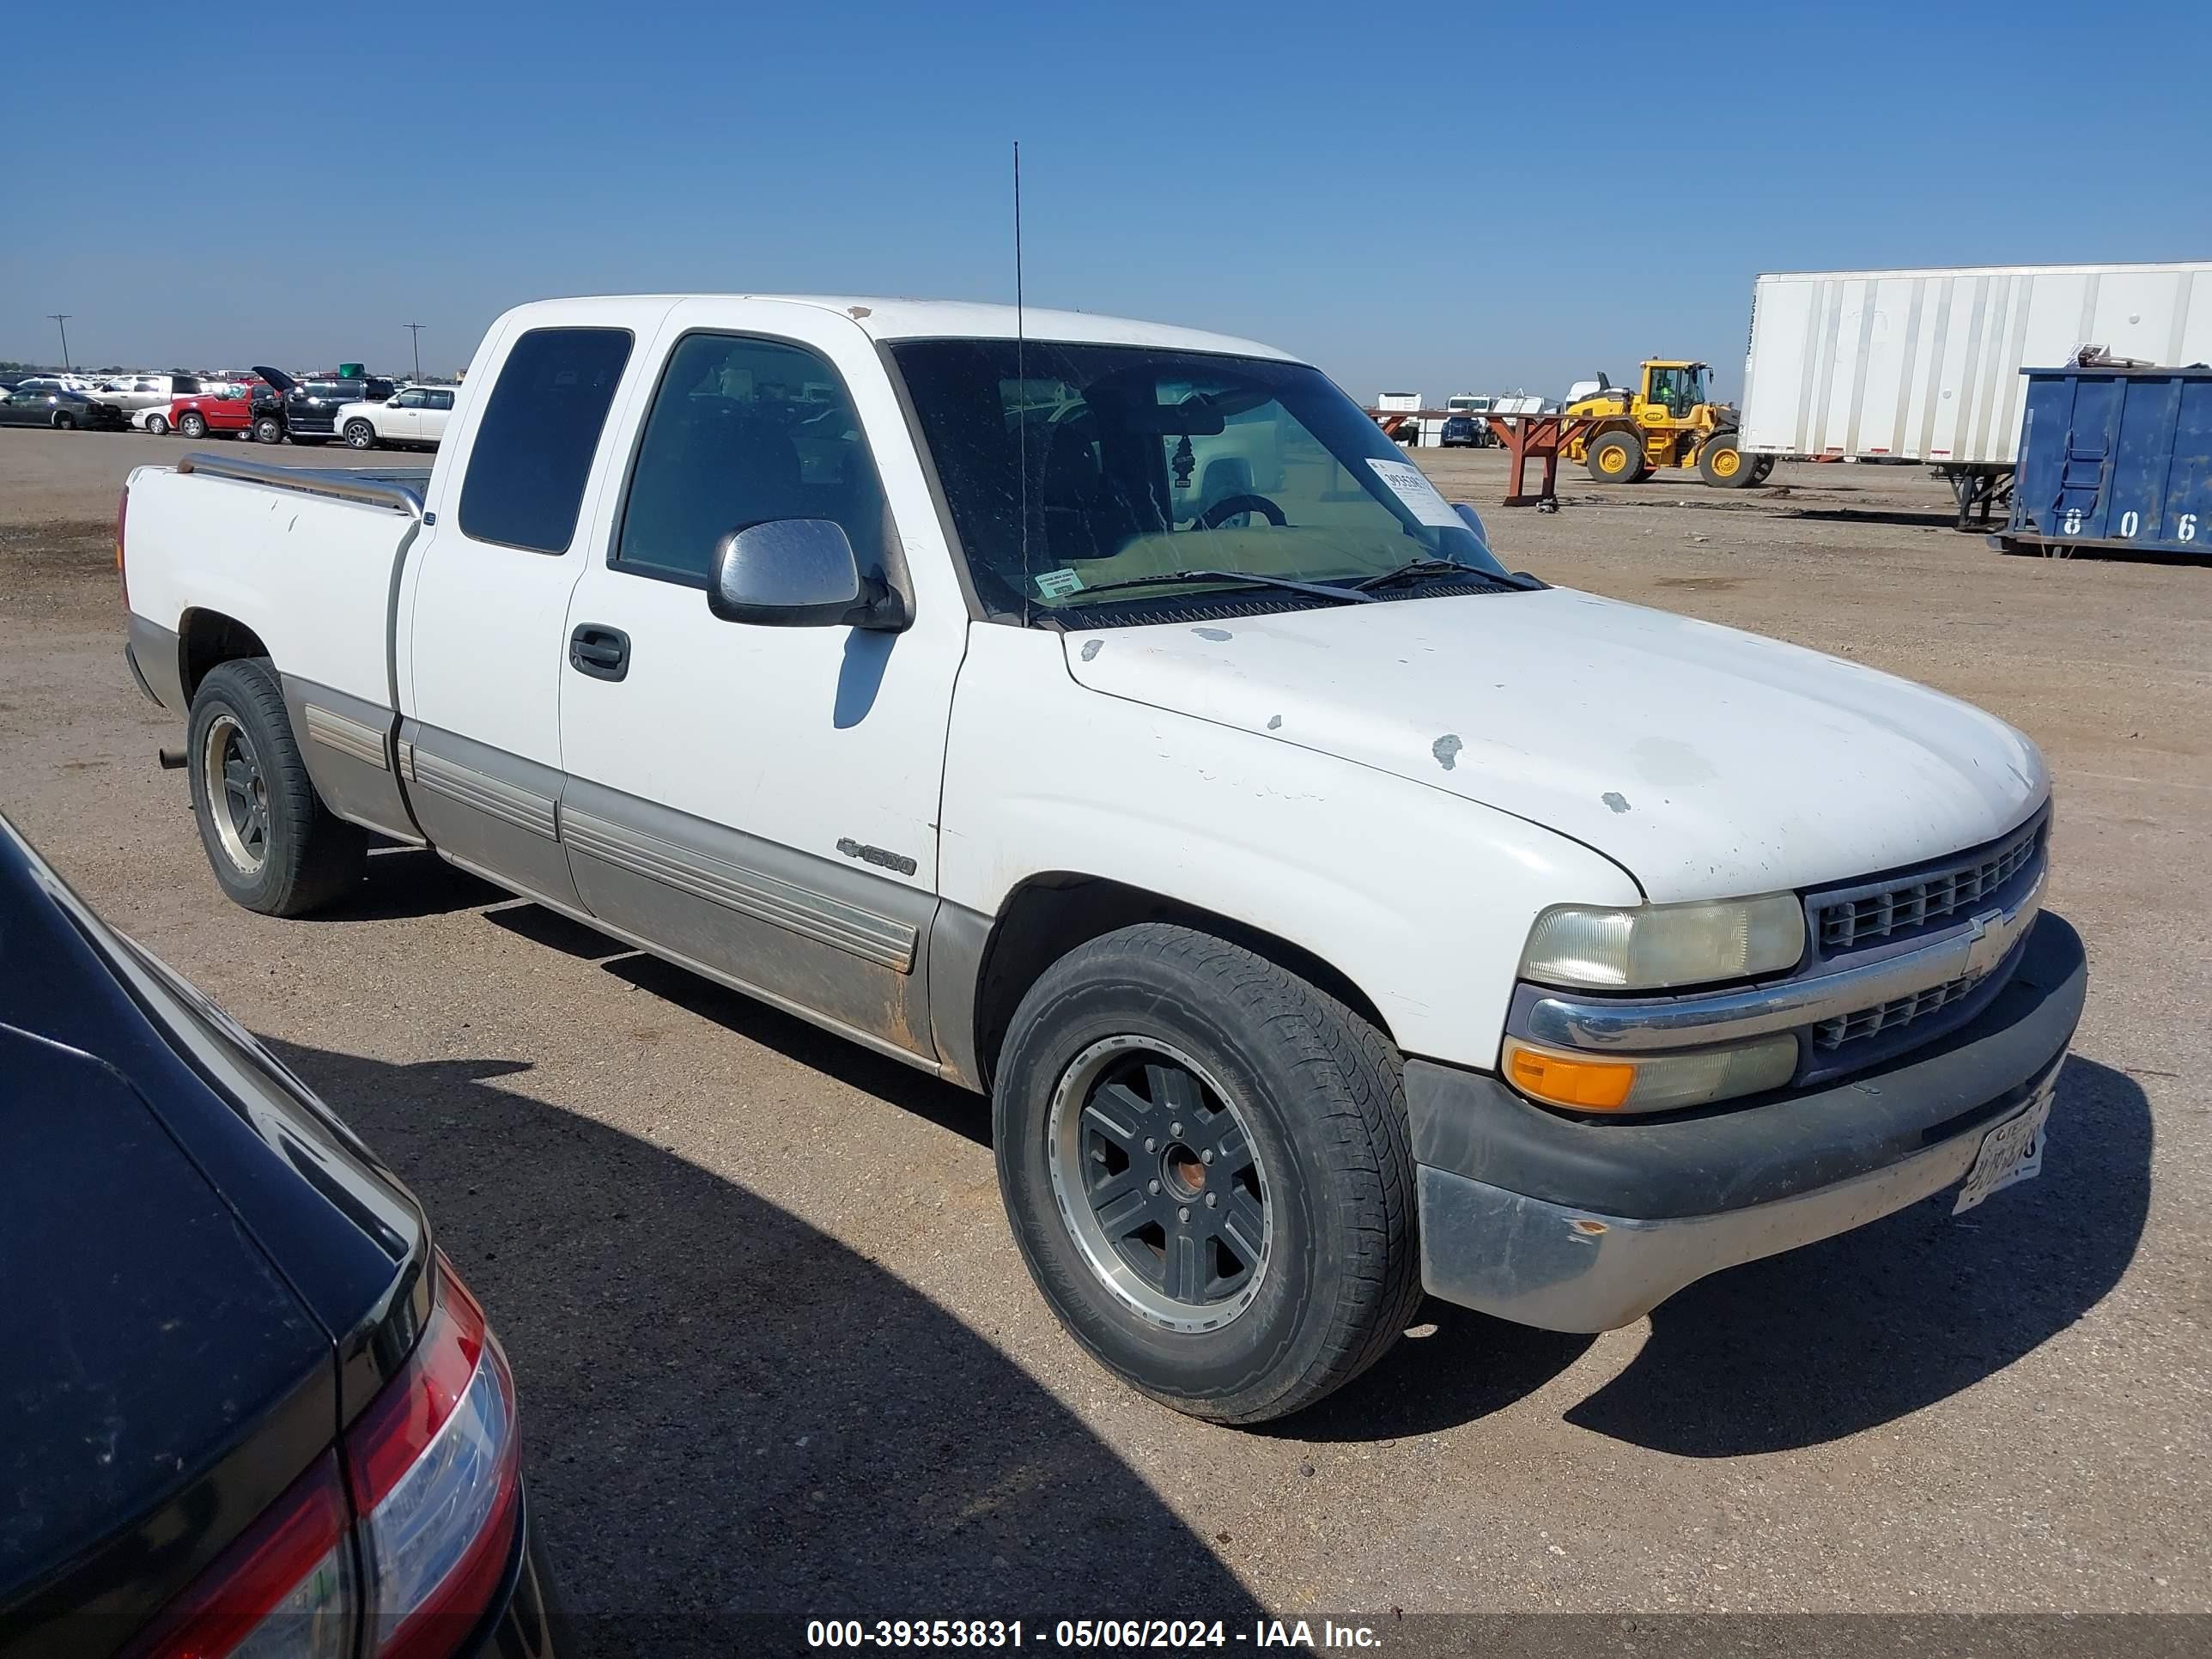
[837,837,919,878]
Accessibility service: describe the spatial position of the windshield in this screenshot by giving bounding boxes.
[890,341,1507,617]
[1648,364,1709,414]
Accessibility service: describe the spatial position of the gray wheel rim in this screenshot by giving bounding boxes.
[1046,1035,1273,1334]
[348,424,370,447]
[204,713,270,875]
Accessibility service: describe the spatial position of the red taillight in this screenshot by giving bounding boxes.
[127,1259,520,1659]
[116,483,131,608]
[347,1260,522,1659]
[125,1453,356,1659]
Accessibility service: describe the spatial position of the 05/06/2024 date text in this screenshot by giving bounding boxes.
[806,1619,1385,1649]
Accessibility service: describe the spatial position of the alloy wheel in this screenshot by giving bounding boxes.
[1047,1035,1273,1333]
[204,714,270,874]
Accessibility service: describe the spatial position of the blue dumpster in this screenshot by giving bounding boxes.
[1994,365,2212,558]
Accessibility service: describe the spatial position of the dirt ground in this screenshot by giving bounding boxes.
[3,425,2207,1646]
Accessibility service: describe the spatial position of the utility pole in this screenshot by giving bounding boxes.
[404,322,425,382]
[47,314,73,373]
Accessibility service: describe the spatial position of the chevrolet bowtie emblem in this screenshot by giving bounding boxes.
[1964,905,2015,980]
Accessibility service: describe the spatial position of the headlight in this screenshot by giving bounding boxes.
[1520,894,1805,990]
[1504,1033,1798,1115]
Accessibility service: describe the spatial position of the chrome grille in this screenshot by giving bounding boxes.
[1814,819,2043,951]
[1812,974,1973,1050]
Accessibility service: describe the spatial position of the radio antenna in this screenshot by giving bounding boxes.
[1014,140,1030,625]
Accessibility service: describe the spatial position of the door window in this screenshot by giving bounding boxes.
[428,390,454,410]
[458,326,633,554]
[613,333,888,586]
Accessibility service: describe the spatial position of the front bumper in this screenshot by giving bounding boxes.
[1410,911,2087,1332]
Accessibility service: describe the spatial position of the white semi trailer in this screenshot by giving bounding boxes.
[1738,261,2212,524]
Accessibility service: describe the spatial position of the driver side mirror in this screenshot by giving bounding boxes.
[708,520,911,631]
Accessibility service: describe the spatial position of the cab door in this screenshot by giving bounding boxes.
[398,303,670,907]
[554,300,969,1062]
[380,389,423,443]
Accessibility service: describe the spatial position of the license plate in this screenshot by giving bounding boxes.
[1953,1079,2055,1214]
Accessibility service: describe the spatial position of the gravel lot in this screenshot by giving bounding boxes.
[3,426,2207,1648]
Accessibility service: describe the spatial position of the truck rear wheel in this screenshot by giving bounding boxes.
[179,412,208,441]
[993,924,1422,1425]
[188,659,363,917]
[1698,431,1758,488]
[1586,428,1644,483]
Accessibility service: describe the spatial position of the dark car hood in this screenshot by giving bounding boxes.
[0,823,428,1651]
[250,364,297,394]
[0,1027,333,1637]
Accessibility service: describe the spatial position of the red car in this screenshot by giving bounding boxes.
[161,381,266,440]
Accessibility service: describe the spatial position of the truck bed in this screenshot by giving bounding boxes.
[173,450,434,511]
[124,451,428,717]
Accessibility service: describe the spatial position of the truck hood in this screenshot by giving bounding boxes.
[252,363,297,393]
[1060,588,2045,901]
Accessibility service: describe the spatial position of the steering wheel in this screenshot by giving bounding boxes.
[1196,493,1287,529]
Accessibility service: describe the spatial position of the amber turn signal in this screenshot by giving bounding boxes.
[1504,1041,1637,1110]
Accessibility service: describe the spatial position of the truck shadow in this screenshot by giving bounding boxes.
[1560,1054,2152,1455]
[306,894,2156,1457]
[267,1040,1265,1656]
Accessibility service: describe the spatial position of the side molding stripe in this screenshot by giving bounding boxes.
[402,746,559,841]
[302,703,391,772]
[561,807,918,974]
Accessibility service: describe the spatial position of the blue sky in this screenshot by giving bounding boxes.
[4,2,2207,398]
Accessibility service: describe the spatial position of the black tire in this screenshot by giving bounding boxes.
[994,924,1423,1425]
[254,415,284,444]
[343,419,378,450]
[1585,428,1644,483]
[1697,430,1759,488]
[187,659,363,917]
[52,411,76,431]
[179,411,208,441]
[147,414,170,435]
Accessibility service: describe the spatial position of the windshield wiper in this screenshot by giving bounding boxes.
[1354,557,1534,592]
[1065,568,1377,606]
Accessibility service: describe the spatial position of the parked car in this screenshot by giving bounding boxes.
[118,295,2086,1425]
[10,374,95,394]
[1440,415,1484,447]
[89,373,206,411]
[0,814,566,1657]
[128,404,174,434]
[170,380,264,440]
[0,385,125,429]
[341,383,457,448]
[251,365,395,445]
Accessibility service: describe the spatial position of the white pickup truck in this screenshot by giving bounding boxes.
[118,295,2085,1424]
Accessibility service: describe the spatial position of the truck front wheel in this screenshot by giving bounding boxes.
[1698,431,1759,488]
[993,924,1422,1425]
[188,659,363,916]
[344,419,378,450]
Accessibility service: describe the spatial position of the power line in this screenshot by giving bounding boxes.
[404,322,426,383]
[47,314,73,373]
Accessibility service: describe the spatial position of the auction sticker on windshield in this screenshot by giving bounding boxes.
[1366,457,1464,527]
[1953,1074,2054,1214]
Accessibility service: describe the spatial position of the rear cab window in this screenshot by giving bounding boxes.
[458,327,634,554]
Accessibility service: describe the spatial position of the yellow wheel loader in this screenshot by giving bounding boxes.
[1562,361,1772,489]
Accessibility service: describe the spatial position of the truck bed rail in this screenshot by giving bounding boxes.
[174,451,428,518]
